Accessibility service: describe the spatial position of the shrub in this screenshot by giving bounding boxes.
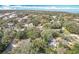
[45,46,57,54]
[26,28,40,39]
[30,38,47,53]
[66,44,79,54]
[51,21,62,29]
[31,16,41,26]
[41,29,53,41]
[9,39,31,54]
[0,31,4,41]
[0,32,11,53]
[2,34,11,44]
[65,21,79,34]
[16,31,27,40]
[0,43,7,53]
[43,23,52,29]
[10,38,47,54]
[52,29,62,38]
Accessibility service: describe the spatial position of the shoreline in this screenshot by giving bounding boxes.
[0,10,78,14]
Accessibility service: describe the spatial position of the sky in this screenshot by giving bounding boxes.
[0,0,79,5]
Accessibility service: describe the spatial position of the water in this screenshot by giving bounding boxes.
[0,5,79,13]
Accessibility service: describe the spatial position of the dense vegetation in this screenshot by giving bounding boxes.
[0,10,79,54]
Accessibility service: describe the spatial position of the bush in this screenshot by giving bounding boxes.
[26,28,40,39]
[10,38,47,54]
[43,23,52,29]
[0,31,4,41]
[16,31,27,40]
[41,29,53,41]
[30,38,47,53]
[0,32,11,53]
[65,21,79,34]
[31,16,41,26]
[51,21,62,29]
[0,43,7,53]
[66,44,79,54]
[9,39,31,54]
[45,46,57,54]
[52,29,62,38]
[2,34,11,44]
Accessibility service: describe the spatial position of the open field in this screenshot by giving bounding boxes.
[0,10,79,54]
